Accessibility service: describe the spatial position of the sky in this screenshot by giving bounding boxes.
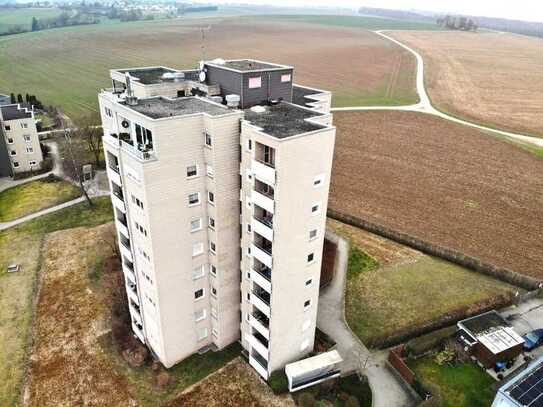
[197,0,543,23]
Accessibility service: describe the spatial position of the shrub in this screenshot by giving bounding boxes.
[268,370,289,394]
[298,392,316,407]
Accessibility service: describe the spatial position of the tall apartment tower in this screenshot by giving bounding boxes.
[99,59,335,379]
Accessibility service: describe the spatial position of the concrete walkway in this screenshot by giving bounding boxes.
[0,171,53,193]
[317,230,416,407]
[331,30,543,149]
[0,196,87,230]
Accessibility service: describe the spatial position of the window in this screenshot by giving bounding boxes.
[302,320,311,332]
[205,133,212,147]
[300,339,309,351]
[281,73,292,83]
[246,171,252,182]
[206,164,214,178]
[192,242,204,257]
[4,125,10,131]
[29,160,37,166]
[311,202,321,215]
[131,195,144,210]
[26,147,34,154]
[195,309,206,322]
[246,139,252,151]
[309,229,318,241]
[208,217,215,230]
[247,223,252,233]
[134,222,147,236]
[7,137,13,144]
[246,246,251,257]
[248,76,262,89]
[198,328,208,341]
[304,299,311,310]
[23,134,31,142]
[211,287,217,297]
[211,307,218,319]
[307,253,315,264]
[187,165,198,178]
[212,327,219,337]
[190,218,203,232]
[21,123,28,129]
[209,241,216,254]
[313,174,325,188]
[10,150,16,156]
[207,191,215,204]
[193,265,205,279]
[305,278,313,287]
[13,161,19,168]
[104,107,113,117]
[188,192,200,207]
[194,288,205,300]
[210,265,217,276]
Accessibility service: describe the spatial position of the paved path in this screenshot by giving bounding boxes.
[0,196,87,230]
[0,172,53,193]
[331,30,543,148]
[317,230,416,407]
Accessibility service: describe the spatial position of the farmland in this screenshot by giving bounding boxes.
[328,220,519,348]
[391,31,543,137]
[0,8,62,34]
[329,111,543,279]
[0,16,418,118]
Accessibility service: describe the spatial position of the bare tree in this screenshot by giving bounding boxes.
[75,113,103,168]
[62,128,93,207]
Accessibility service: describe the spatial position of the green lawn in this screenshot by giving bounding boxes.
[0,197,113,407]
[0,176,82,222]
[344,246,519,348]
[0,8,63,34]
[409,358,495,407]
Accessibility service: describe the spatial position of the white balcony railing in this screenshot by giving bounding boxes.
[249,314,270,340]
[251,268,272,293]
[252,190,274,214]
[252,159,275,186]
[252,217,273,242]
[245,333,269,359]
[126,283,139,305]
[249,354,269,379]
[132,322,145,343]
[130,304,142,325]
[120,243,133,262]
[122,262,136,284]
[250,292,271,317]
[107,166,122,187]
[116,219,129,239]
[111,192,126,213]
[251,243,272,269]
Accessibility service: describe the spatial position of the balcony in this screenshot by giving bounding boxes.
[120,242,133,262]
[252,159,275,186]
[132,322,145,343]
[250,290,271,317]
[249,311,270,340]
[126,282,139,305]
[245,331,269,359]
[249,352,269,379]
[251,242,272,269]
[111,189,125,213]
[107,165,121,186]
[252,264,271,293]
[252,190,274,214]
[252,215,273,242]
[116,215,129,239]
[129,301,142,325]
[122,260,136,284]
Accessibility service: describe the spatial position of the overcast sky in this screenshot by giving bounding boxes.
[199,0,543,23]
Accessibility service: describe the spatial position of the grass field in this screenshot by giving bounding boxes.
[409,357,495,407]
[0,197,112,407]
[391,31,543,137]
[0,8,62,34]
[330,111,543,280]
[0,176,81,222]
[329,220,519,347]
[0,15,418,118]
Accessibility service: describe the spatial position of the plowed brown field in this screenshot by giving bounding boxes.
[330,111,543,279]
[390,31,543,137]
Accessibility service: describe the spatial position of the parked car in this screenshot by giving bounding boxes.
[523,329,543,351]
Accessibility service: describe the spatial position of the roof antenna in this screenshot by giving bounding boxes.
[125,72,138,106]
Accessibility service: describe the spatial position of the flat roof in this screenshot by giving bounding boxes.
[458,311,524,354]
[292,85,321,107]
[285,350,342,378]
[243,102,326,139]
[118,67,200,85]
[0,104,32,121]
[206,59,291,73]
[123,96,229,119]
[502,356,543,406]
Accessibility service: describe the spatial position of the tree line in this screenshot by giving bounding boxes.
[31,11,98,32]
[9,93,44,110]
[437,15,478,31]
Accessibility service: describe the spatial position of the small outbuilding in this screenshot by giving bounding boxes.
[285,350,342,392]
[457,310,524,369]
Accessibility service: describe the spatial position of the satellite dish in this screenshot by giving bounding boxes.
[121,120,129,128]
[199,71,206,82]
[199,60,205,71]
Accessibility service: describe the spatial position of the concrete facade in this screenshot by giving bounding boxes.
[99,58,335,379]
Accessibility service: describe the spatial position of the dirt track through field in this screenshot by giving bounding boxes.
[330,110,543,280]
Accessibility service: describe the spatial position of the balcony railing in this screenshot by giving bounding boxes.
[254,264,271,282]
[117,215,128,227]
[253,288,270,306]
[252,310,269,328]
[254,215,273,228]
[112,190,124,202]
[110,133,156,161]
[253,241,272,256]
[120,238,131,250]
[109,164,119,174]
[251,351,268,369]
[255,157,275,169]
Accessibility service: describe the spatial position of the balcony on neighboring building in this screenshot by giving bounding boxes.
[132,320,145,343]
[122,257,136,283]
[129,299,142,325]
[126,281,139,305]
[252,258,272,292]
[119,235,133,262]
[252,179,275,213]
[246,329,269,359]
[249,350,269,379]
[250,308,270,339]
[115,209,129,238]
[253,204,273,242]
[252,232,273,268]
[251,285,271,317]
[111,182,126,212]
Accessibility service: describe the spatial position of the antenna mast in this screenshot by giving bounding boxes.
[200,25,211,63]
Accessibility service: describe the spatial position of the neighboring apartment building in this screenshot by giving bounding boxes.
[99,59,335,379]
[0,103,43,177]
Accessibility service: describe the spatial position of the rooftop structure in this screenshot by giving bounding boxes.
[285,350,342,392]
[492,356,543,407]
[99,57,335,381]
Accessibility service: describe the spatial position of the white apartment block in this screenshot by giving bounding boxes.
[0,103,43,177]
[99,59,335,379]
